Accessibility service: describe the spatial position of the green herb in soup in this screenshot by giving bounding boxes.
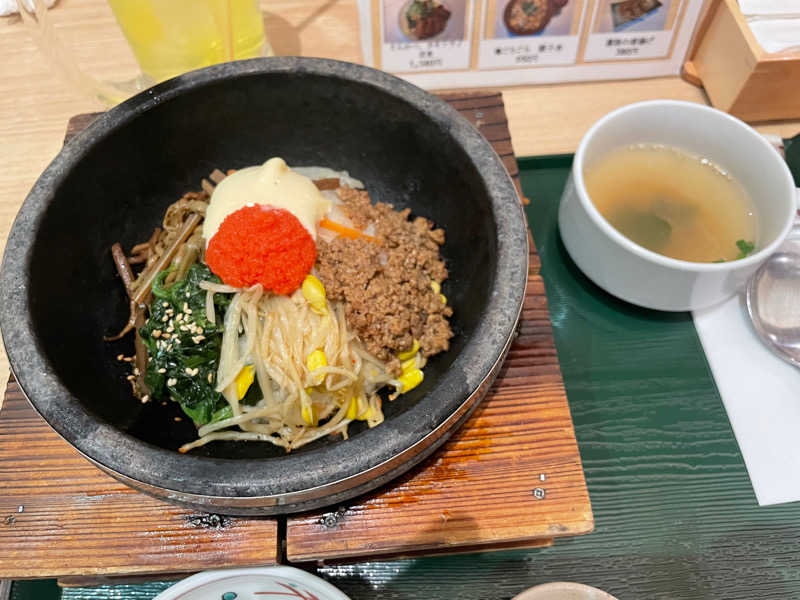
[714,239,756,263]
[735,239,756,259]
[584,144,758,263]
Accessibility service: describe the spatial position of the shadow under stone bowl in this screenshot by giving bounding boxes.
[0,57,528,515]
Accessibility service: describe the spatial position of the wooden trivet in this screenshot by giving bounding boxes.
[0,93,591,580]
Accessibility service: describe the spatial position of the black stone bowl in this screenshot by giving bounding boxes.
[0,58,528,515]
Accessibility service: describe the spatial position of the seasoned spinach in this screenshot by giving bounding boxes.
[140,263,231,425]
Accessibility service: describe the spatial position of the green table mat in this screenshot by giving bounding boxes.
[13,150,800,600]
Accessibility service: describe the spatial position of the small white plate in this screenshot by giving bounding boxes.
[153,566,351,600]
[513,582,618,600]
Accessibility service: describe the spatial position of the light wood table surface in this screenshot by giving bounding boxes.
[1,0,799,395]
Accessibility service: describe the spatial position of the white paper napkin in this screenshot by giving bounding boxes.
[737,0,800,54]
[747,18,800,54]
[738,0,800,16]
[693,234,800,506]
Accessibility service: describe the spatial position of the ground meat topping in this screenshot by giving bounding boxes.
[315,187,453,374]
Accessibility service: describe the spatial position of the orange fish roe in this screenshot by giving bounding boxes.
[206,205,316,295]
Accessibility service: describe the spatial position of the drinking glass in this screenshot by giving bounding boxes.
[17,0,273,106]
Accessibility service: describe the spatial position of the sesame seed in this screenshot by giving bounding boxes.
[197,328,204,334]
[167,378,177,386]
[176,314,184,322]
[207,373,213,384]
[116,354,124,361]
[161,315,168,322]
[162,302,169,308]
[152,330,162,338]
[174,416,182,422]
[158,368,166,374]
[183,302,189,312]
[166,326,174,333]
[126,375,135,381]
[174,339,181,345]
[180,325,188,331]
[162,332,171,339]
[140,395,150,404]
[123,356,134,362]
[184,367,193,375]
[185,292,190,298]
[167,344,173,351]
[133,368,140,376]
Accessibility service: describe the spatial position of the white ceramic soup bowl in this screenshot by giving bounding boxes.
[558,100,798,311]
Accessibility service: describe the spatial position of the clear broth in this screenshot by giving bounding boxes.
[583,144,758,263]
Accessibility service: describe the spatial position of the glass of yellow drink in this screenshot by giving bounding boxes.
[107,0,271,85]
[16,0,273,105]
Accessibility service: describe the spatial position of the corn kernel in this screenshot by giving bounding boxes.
[306,349,327,386]
[234,365,255,400]
[302,274,328,315]
[440,293,447,305]
[301,404,318,426]
[358,398,373,421]
[346,397,358,420]
[398,369,424,393]
[347,396,372,420]
[306,349,327,372]
[397,339,420,361]
[430,280,441,294]
[401,356,417,373]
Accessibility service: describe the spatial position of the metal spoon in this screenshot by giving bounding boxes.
[746,135,800,366]
[746,229,800,368]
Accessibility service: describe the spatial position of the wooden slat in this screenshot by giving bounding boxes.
[64,112,101,141]
[0,92,589,578]
[284,95,591,563]
[0,384,279,579]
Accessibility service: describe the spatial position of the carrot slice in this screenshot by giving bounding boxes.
[319,218,378,243]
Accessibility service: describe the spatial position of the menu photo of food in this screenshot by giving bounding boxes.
[383,0,468,43]
[592,0,671,33]
[476,0,584,68]
[491,0,580,38]
[378,0,473,73]
[611,0,662,29]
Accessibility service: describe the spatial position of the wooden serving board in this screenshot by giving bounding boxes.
[0,93,591,580]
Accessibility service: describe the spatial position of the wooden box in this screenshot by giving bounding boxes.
[684,0,800,122]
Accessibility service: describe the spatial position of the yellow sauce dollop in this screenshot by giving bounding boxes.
[203,157,331,244]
